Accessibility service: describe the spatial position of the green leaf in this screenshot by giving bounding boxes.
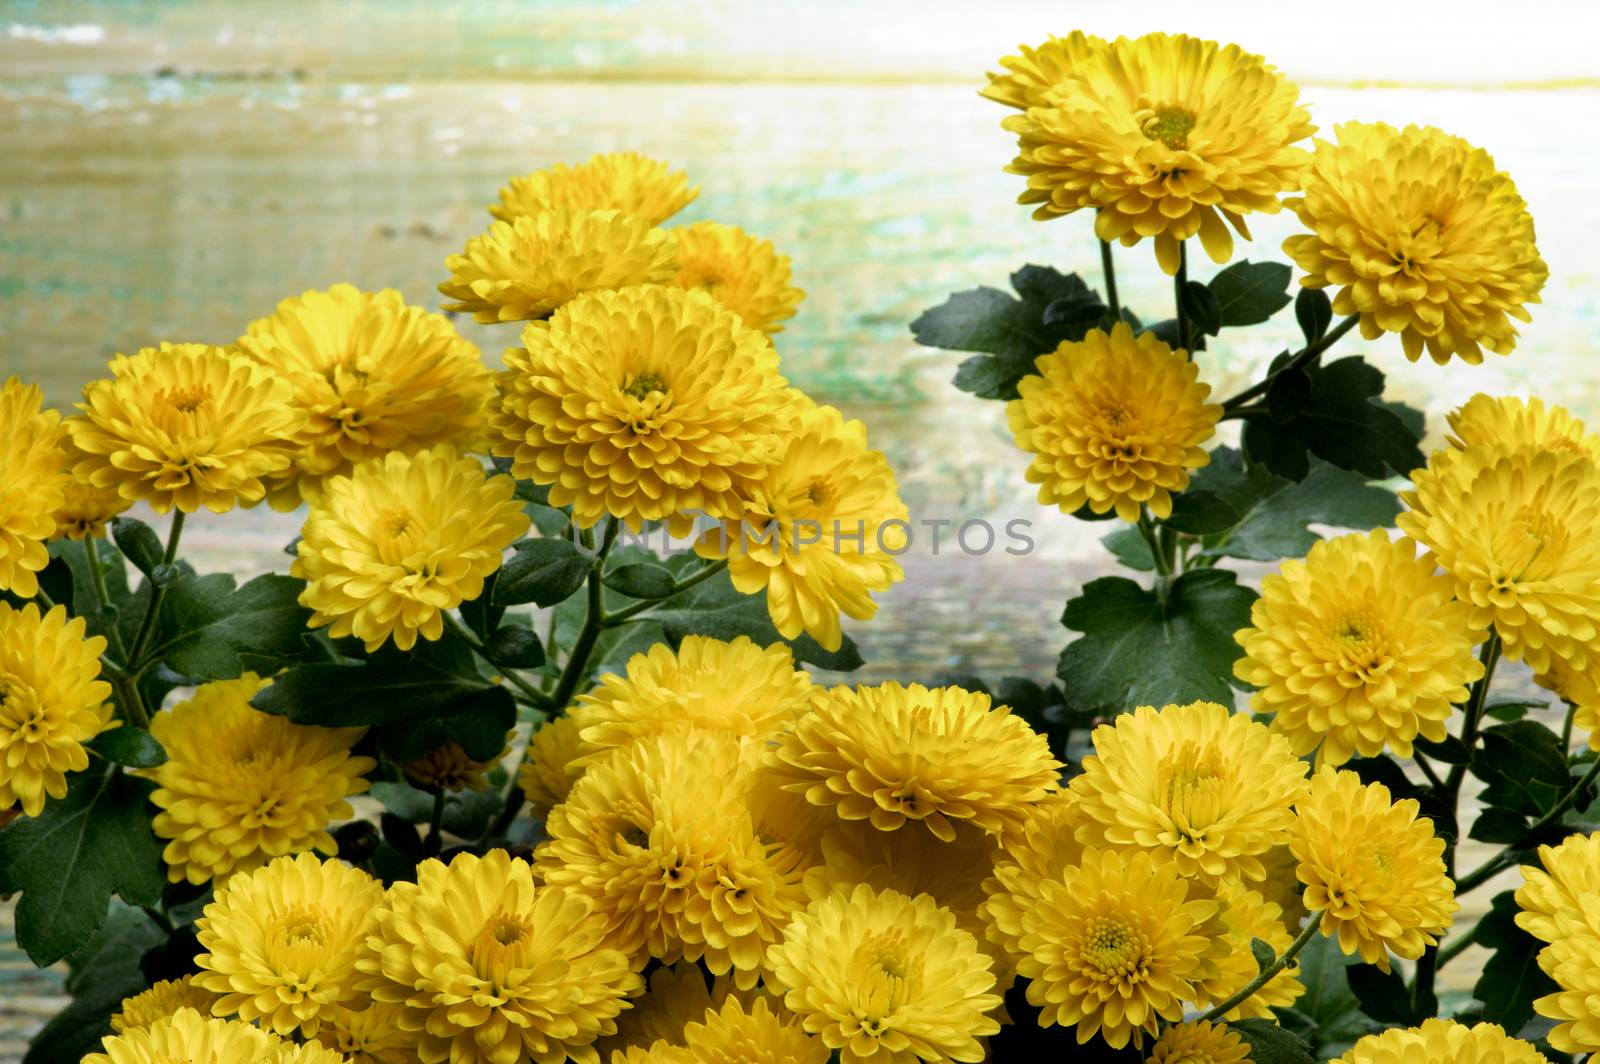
[1208,260,1293,326]
[1475,890,1558,1031]
[1289,933,1377,1056]
[1191,448,1401,563]
[1100,527,1154,572]
[1164,490,1242,535]
[0,761,164,965]
[147,572,316,681]
[111,516,164,579]
[1266,367,1312,425]
[26,904,166,1064]
[45,538,132,647]
[493,538,596,608]
[1250,936,1276,972]
[1056,569,1256,710]
[459,570,505,639]
[1227,1019,1315,1064]
[1181,279,1223,337]
[1471,807,1530,844]
[646,568,863,672]
[1473,721,1569,815]
[1413,733,1470,765]
[481,625,545,669]
[911,265,1105,401]
[87,727,167,768]
[603,561,678,600]
[1242,357,1425,481]
[371,780,435,822]
[254,642,497,728]
[378,685,517,763]
[441,771,506,838]
[1295,287,1333,344]
[1484,698,1545,723]
[1346,962,1416,1024]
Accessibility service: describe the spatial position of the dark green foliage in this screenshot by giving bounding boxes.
[1243,357,1425,481]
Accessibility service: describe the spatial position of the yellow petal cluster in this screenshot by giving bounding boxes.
[1448,394,1600,462]
[84,1007,289,1064]
[1234,530,1484,766]
[694,400,907,651]
[518,714,585,820]
[1008,323,1221,523]
[998,32,1312,273]
[110,976,219,1034]
[0,602,113,816]
[1336,1018,1545,1064]
[1284,123,1547,365]
[672,995,829,1064]
[668,221,804,335]
[0,377,69,595]
[293,444,529,652]
[49,469,130,540]
[491,151,698,226]
[145,674,374,884]
[1292,768,1457,970]
[1515,832,1600,1053]
[313,1003,420,1064]
[1145,1020,1251,1064]
[1069,701,1308,882]
[236,284,495,505]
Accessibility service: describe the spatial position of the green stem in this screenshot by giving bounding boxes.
[33,586,56,610]
[1099,239,1121,322]
[443,613,551,708]
[1563,699,1578,752]
[126,510,186,669]
[424,789,447,857]
[1221,315,1360,414]
[602,558,728,627]
[84,540,126,661]
[1174,242,1190,354]
[1436,928,1477,969]
[1136,510,1172,579]
[1456,752,1600,896]
[1414,753,1443,790]
[1198,916,1320,1023]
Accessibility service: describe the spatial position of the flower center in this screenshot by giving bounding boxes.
[267,905,334,981]
[1141,105,1197,151]
[852,931,922,1033]
[164,385,211,415]
[622,373,667,401]
[1495,504,1567,582]
[1156,740,1227,841]
[1082,916,1149,978]
[0,674,48,743]
[471,909,536,988]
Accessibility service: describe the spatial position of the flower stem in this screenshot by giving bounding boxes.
[1136,509,1172,578]
[83,540,126,661]
[1174,242,1190,354]
[1220,315,1360,414]
[1198,915,1320,1023]
[126,510,186,670]
[602,558,728,627]
[424,789,447,858]
[1099,239,1121,323]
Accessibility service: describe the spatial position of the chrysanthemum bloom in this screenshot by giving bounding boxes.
[1448,394,1600,462]
[1337,1017,1545,1064]
[1191,879,1304,1019]
[84,1008,284,1064]
[1533,658,1600,750]
[1399,446,1600,675]
[402,735,509,792]
[593,962,765,1058]
[668,222,804,335]
[492,284,793,530]
[236,284,495,505]
[196,851,383,1036]
[1284,123,1546,365]
[110,977,220,1034]
[0,376,69,596]
[1292,768,1457,971]
[1069,701,1307,882]
[278,1043,353,1064]
[677,995,829,1064]
[1146,1020,1251,1064]
[1015,847,1215,1048]
[491,152,699,226]
[693,401,907,651]
[767,682,1061,843]
[294,444,530,652]
[314,1004,420,1064]
[145,674,374,884]
[980,792,1086,967]
[1256,843,1310,926]
[572,635,812,763]
[1234,530,1484,766]
[1531,930,1600,1054]
[980,31,1107,111]
[440,209,678,324]
[537,732,807,986]
[68,342,303,514]
[1008,323,1221,522]
[360,849,640,1064]
[766,884,1001,1064]
[1515,831,1600,943]
[518,714,585,820]
[49,475,130,540]
[1002,32,1312,274]
[0,602,113,816]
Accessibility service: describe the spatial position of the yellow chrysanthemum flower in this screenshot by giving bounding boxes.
[668,221,804,335]
[1284,123,1546,365]
[1399,446,1600,675]
[694,400,907,652]
[1069,701,1308,882]
[1515,831,1600,943]
[1146,1020,1251,1064]
[84,1008,283,1064]
[0,377,69,595]
[0,602,113,816]
[1448,394,1600,462]
[145,674,374,884]
[767,681,1061,843]
[981,31,1107,111]
[766,884,1001,1064]
[278,1043,353,1064]
[1292,768,1457,971]
[491,152,699,226]
[293,444,530,652]
[572,635,812,763]
[518,714,585,820]
[1337,1017,1545,1064]
[360,849,640,1064]
[594,961,765,1058]
[196,852,383,1036]
[1532,929,1600,1054]
[1234,530,1484,766]
[1008,323,1221,523]
[981,792,1086,967]
[49,476,130,540]
[1256,843,1310,926]
[492,284,793,530]
[537,732,806,986]
[1545,660,1600,750]
[1002,32,1312,274]
[1192,879,1305,1019]
[402,735,509,793]
[236,284,495,506]
[440,208,678,324]
[314,1003,420,1064]
[1016,847,1215,1048]
[110,977,220,1034]
[676,995,828,1064]
[68,342,303,514]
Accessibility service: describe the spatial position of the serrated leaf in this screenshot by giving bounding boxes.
[1470,807,1530,844]
[145,572,316,681]
[1243,357,1424,481]
[253,640,495,728]
[1164,490,1242,534]
[1295,287,1333,344]
[1289,933,1377,1055]
[1473,721,1569,815]
[1267,367,1312,425]
[1195,448,1401,562]
[0,761,164,965]
[1100,526,1154,572]
[371,780,435,822]
[493,538,595,608]
[645,568,862,672]
[1227,1018,1316,1064]
[1181,279,1223,337]
[1056,569,1256,709]
[1208,260,1293,326]
[87,727,166,768]
[111,516,164,578]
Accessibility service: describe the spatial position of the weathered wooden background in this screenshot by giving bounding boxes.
[3,1,1598,1053]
